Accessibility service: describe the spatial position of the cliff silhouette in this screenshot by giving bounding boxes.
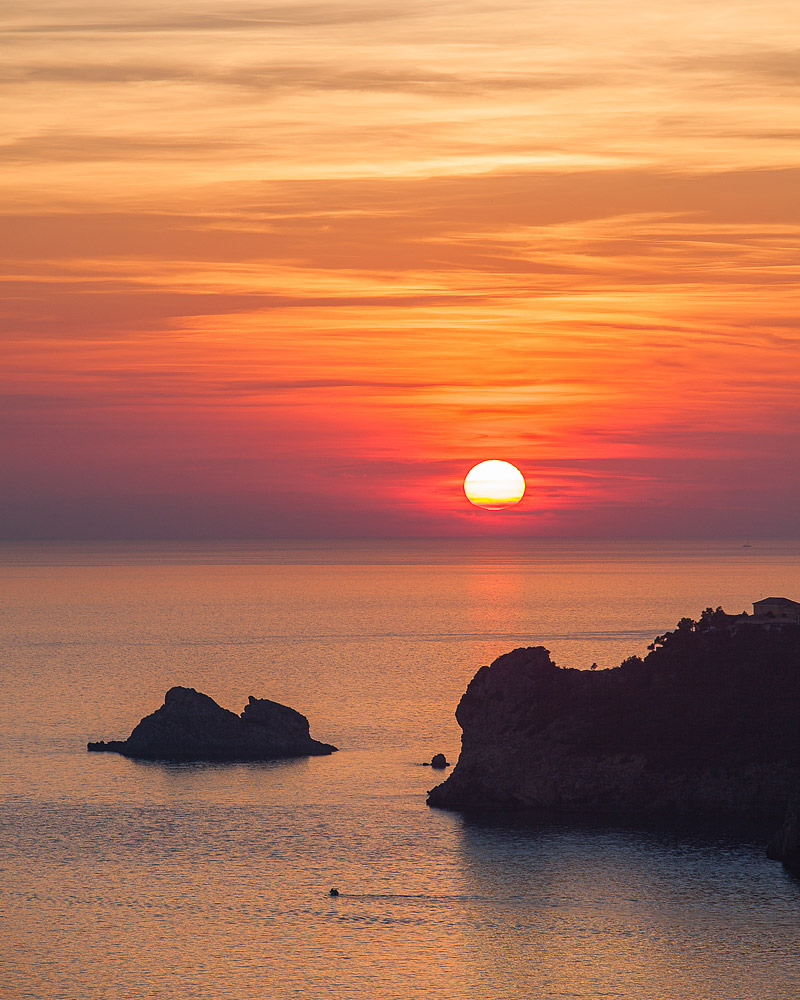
[428,610,800,819]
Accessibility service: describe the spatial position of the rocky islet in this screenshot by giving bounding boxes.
[88,686,337,760]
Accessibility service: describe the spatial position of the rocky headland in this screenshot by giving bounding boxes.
[428,610,800,824]
[88,686,337,760]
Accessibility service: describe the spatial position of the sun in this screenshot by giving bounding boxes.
[464,460,525,510]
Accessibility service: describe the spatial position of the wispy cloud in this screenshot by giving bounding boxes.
[0,132,247,162]
[676,48,800,85]
[0,62,596,96]
[3,3,413,35]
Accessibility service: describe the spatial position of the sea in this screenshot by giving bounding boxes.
[1,538,799,1000]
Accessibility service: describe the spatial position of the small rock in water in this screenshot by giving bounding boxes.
[430,753,449,769]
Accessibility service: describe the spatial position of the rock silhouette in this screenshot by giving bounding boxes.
[767,801,800,869]
[87,686,337,760]
[428,612,800,821]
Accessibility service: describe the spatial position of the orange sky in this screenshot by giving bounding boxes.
[3,0,800,538]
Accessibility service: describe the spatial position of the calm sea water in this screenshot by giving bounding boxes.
[1,539,800,1000]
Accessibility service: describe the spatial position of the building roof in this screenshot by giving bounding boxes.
[753,597,800,608]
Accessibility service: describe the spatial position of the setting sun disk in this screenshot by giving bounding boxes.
[463,461,525,510]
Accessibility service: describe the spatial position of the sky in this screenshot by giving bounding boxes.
[3,0,800,539]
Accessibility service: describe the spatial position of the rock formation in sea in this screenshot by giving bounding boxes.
[428,610,800,819]
[88,686,337,760]
[766,801,800,868]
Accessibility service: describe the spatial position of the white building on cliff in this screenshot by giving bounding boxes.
[751,597,800,624]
